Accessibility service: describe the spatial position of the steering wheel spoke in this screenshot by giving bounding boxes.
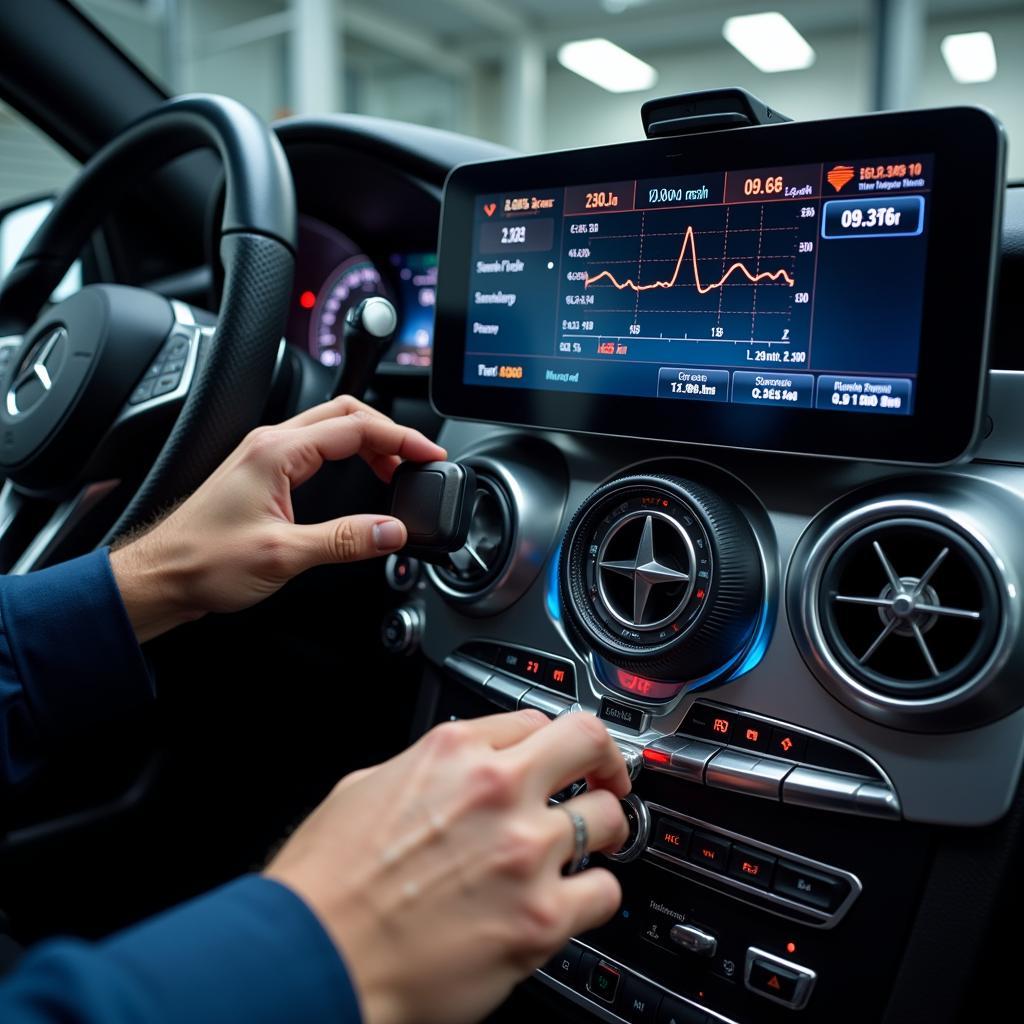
[8,480,120,575]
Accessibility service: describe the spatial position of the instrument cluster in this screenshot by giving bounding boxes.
[284,214,436,372]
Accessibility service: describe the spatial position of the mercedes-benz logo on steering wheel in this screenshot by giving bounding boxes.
[596,510,696,630]
[5,326,67,417]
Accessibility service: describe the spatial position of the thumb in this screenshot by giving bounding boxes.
[291,514,407,570]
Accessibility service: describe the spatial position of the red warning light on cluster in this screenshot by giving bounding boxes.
[299,290,317,310]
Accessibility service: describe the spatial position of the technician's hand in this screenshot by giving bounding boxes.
[109,396,445,642]
[266,710,631,1024]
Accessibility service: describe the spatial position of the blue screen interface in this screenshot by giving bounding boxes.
[463,155,933,416]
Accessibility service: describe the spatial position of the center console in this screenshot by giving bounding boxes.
[391,103,1021,1024]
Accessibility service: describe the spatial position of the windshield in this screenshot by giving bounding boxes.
[71,0,1022,180]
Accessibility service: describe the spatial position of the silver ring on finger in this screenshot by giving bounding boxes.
[559,806,589,875]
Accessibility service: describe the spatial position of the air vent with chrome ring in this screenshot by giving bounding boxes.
[426,438,569,616]
[789,489,1023,731]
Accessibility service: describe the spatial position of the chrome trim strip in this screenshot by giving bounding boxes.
[644,801,863,928]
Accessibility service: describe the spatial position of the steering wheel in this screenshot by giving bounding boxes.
[0,94,296,574]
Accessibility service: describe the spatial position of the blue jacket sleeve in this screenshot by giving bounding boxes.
[0,875,363,1024]
[0,548,154,786]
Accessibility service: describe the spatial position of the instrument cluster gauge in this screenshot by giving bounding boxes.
[287,215,394,369]
[310,255,395,367]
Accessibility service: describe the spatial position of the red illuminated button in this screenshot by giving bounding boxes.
[748,959,802,1003]
[727,844,776,889]
[688,830,730,873]
[651,816,692,857]
[769,728,808,761]
[683,704,734,743]
[732,715,770,753]
[543,659,575,696]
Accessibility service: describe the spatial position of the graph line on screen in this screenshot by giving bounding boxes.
[583,224,796,295]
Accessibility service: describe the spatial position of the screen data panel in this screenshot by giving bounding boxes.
[433,109,1005,463]
[467,158,930,415]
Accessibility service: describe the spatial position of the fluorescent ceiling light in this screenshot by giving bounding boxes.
[941,31,997,83]
[722,12,815,73]
[602,0,654,12]
[557,38,658,93]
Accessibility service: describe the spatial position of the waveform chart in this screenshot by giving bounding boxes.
[562,197,817,352]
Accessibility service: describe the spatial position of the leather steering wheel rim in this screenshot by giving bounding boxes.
[0,93,296,543]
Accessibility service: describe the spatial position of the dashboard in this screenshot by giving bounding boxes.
[379,105,1024,1024]
[284,214,435,371]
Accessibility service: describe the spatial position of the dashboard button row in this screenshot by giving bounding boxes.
[683,700,882,780]
[457,640,576,697]
[444,653,574,719]
[539,939,733,1024]
[643,803,859,923]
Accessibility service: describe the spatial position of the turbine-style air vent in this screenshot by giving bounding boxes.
[432,475,513,598]
[818,518,1000,699]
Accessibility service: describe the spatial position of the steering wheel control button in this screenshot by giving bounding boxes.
[688,831,730,873]
[669,923,718,958]
[152,372,181,397]
[587,959,622,1004]
[745,948,816,1010]
[559,476,763,682]
[772,861,849,913]
[598,697,648,733]
[129,380,156,404]
[543,944,582,986]
[705,750,792,801]
[731,715,770,753]
[385,553,421,593]
[621,974,662,1023]
[727,844,776,889]
[683,704,735,743]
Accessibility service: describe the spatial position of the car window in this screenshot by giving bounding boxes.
[72,0,1023,180]
[0,99,76,207]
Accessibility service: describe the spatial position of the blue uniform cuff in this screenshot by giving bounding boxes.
[0,548,153,740]
[102,874,362,1024]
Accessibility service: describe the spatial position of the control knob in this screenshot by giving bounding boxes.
[606,794,650,863]
[381,605,423,655]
